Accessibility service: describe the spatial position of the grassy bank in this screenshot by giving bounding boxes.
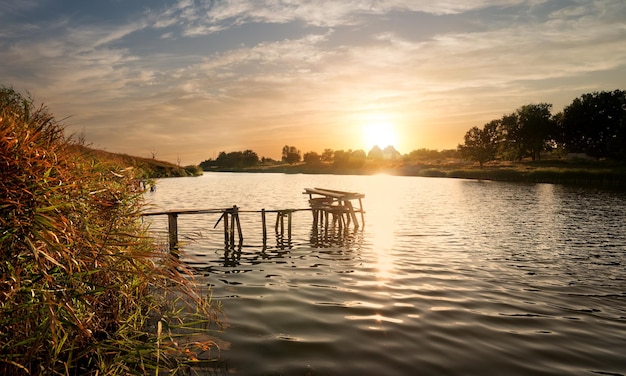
[415,160,626,188]
[206,159,626,189]
[75,146,203,178]
[1,87,220,375]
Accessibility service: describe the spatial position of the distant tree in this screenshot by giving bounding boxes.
[349,149,367,168]
[198,158,216,170]
[333,149,366,168]
[404,148,442,162]
[303,151,322,166]
[321,149,334,163]
[558,90,626,160]
[439,149,460,159]
[516,103,555,160]
[203,150,259,168]
[281,145,301,164]
[498,103,554,161]
[367,145,384,160]
[383,145,401,160]
[499,113,522,160]
[333,149,350,168]
[241,149,259,166]
[458,120,500,166]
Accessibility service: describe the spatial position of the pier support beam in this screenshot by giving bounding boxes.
[222,205,243,246]
[167,212,179,255]
[262,209,267,244]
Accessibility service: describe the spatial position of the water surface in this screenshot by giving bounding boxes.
[145,173,626,375]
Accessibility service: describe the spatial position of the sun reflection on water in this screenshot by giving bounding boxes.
[365,176,403,284]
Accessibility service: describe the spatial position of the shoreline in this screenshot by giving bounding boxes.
[201,160,626,190]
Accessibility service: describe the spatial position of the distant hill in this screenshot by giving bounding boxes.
[74,145,202,178]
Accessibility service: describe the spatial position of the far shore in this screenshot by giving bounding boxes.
[201,159,626,189]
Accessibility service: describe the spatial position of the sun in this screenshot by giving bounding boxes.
[362,121,398,151]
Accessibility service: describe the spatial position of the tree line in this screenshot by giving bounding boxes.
[199,144,408,170]
[458,90,626,166]
[199,89,625,170]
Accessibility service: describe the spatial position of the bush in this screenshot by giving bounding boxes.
[0,86,220,375]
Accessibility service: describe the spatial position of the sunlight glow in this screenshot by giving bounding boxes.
[361,115,399,151]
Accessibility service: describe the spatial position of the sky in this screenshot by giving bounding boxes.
[1,0,625,164]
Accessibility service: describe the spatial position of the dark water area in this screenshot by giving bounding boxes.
[145,173,626,375]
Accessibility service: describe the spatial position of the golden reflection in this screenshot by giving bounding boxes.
[344,314,404,324]
[366,175,400,283]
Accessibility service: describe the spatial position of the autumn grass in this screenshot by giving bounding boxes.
[74,146,203,179]
[0,86,221,375]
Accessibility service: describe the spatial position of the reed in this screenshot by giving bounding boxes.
[0,86,221,375]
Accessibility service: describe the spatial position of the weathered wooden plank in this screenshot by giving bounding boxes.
[312,187,365,199]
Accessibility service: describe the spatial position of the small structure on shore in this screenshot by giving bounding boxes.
[141,187,365,252]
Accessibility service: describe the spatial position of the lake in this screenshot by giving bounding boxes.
[145,172,626,375]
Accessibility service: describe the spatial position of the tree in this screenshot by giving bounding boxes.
[367,145,384,161]
[241,149,259,166]
[558,90,626,160]
[321,149,334,163]
[203,150,260,168]
[499,113,522,160]
[458,120,500,166]
[383,145,401,160]
[333,149,350,167]
[303,151,322,165]
[498,104,554,161]
[281,145,301,164]
[332,149,367,168]
[349,149,367,168]
[516,103,554,160]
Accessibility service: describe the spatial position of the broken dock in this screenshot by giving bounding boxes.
[141,187,366,251]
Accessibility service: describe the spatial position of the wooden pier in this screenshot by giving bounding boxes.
[303,187,365,230]
[141,187,365,252]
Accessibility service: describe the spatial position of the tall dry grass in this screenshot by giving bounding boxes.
[0,86,221,375]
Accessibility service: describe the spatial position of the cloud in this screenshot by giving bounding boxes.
[153,0,532,37]
[1,0,625,163]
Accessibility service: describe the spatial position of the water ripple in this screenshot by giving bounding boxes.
[145,173,626,375]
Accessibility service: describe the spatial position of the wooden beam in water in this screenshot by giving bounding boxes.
[167,212,178,254]
[261,208,267,244]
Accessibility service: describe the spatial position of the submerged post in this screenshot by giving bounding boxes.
[167,212,178,253]
[261,208,267,243]
[233,205,243,243]
[223,210,229,245]
[288,210,292,239]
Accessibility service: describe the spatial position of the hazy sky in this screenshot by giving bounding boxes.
[1,1,625,164]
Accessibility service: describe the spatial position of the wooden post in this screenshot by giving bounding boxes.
[287,210,292,239]
[359,198,365,227]
[167,213,178,253]
[233,205,243,243]
[324,209,329,233]
[261,209,267,243]
[229,210,235,245]
[223,210,229,245]
[345,200,359,229]
[275,211,280,232]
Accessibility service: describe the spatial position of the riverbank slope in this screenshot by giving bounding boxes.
[75,145,203,178]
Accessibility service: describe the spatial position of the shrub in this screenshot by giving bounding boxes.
[0,86,220,375]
